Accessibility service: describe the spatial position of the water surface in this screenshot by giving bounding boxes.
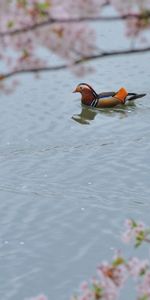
[0,20,150,300]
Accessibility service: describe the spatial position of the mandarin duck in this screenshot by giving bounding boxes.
[73,83,146,108]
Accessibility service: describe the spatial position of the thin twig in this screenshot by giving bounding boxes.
[1,47,150,80]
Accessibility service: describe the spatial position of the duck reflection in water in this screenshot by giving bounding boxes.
[72,105,98,125]
[72,102,136,125]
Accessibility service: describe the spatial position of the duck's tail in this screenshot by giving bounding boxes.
[127,93,146,101]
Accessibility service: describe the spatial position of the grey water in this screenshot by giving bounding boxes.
[0,18,150,300]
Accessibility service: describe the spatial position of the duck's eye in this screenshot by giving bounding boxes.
[80,86,83,90]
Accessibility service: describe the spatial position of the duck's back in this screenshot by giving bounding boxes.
[98,91,116,99]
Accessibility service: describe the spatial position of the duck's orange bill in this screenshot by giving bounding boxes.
[73,86,79,93]
[115,87,128,103]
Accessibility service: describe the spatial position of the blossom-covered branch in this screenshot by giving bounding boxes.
[69,219,150,300]
[1,12,150,37]
[1,47,150,82]
[30,219,150,300]
[122,219,150,247]
[0,0,150,91]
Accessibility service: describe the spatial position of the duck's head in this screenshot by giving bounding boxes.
[73,83,98,104]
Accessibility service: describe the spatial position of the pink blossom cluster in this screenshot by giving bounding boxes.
[70,219,150,300]
[110,0,150,15]
[71,255,150,300]
[110,0,150,36]
[122,219,150,247]
[138,271,150,300]
[27,220,150,300]
[0,0,103,76]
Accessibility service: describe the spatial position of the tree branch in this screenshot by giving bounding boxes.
[0,13,150,37]
[1,47,150,80]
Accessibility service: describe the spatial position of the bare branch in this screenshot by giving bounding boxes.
[1,47,150,80]
[0,13,150,37]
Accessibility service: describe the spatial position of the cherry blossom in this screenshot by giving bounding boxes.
[127,257,149,278]
[122,219,150,247]
[26,220,150,300]
[70,219,150,300]
[0,0,150,90]
[138,270,150,300]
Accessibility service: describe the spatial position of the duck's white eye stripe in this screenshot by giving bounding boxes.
[80,85,90,90]
[78,83,98,98]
